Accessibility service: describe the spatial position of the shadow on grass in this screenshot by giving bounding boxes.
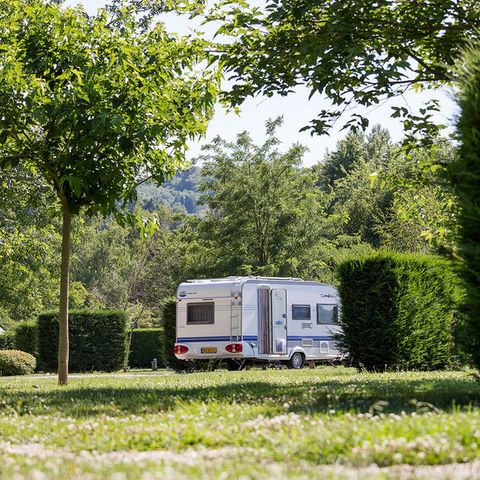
[1,374,479,417]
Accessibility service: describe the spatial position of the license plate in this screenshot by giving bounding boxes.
[201,347,217,354]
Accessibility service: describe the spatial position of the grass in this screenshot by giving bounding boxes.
[1,367,480,479]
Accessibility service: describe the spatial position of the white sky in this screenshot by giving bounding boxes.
[64,0,458,166]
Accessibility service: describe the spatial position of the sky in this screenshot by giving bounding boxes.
[64,0,458,166]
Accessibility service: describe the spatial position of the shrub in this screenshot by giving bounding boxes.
[14,322,38,357]
[160,297,188,371]
[128,328,164,368]
[0,349,36,376]
[38,310,128,372]
[337,252,463,371]
[450,45,480,367]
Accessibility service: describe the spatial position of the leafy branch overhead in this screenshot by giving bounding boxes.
[207,0,479,135]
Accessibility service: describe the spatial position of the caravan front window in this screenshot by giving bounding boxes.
[187,302,214,325]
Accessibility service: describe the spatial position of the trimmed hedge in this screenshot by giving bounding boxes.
[128,328,164,368]
[450,45,480,367]
[0,332,14,350]
[160,297,188,371]
[0,350,36,376]
[38,310,128,372]
[14,322,38,357]
[337,252,463,371]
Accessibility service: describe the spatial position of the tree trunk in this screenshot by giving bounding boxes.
[58,203,71,385]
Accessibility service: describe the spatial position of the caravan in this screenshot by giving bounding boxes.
[174,276,345,369]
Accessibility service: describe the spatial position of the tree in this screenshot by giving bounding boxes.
[450,44,480,367]
[316,126,458,253]
[194,118,329,278]
[0,167,60,326]
[209,0,479,137]
[0,0,218,384]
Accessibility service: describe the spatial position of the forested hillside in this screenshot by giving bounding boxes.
[136,167,203,216]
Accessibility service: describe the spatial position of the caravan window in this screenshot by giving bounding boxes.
[187,302,214,325]
[292,304,311,320]
[317,304,339,325]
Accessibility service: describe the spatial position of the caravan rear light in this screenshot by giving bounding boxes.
[225,343,243,353]
[174,344,189,355]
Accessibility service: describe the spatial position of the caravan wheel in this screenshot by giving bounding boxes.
[288,352,304,369]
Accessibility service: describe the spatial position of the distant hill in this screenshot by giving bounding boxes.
[136,167,203,216]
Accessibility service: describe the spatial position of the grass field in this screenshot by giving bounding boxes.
[1,367,480,479]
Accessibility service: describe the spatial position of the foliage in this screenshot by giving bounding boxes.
[194,118,328,278]
[37,311,128,373]
[160,296,187,370]
[0,349,36,376]
[450,44,480,368]
[0,0,218,219]
[208,0,479,139]
[0,226,59,323]
[316,128,458,256]
[317,127,396,248]
[128,328,164,369]
[13,322,38,358]
[379,142,459,254]
[1,369,480,477]
[337,252,463,370]
[0,331,13,350]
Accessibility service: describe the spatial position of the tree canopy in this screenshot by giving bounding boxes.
[194,118,329,278]
[209,0,480,135]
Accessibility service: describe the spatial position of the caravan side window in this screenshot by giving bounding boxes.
[317,304,339,325]
[292,304,311,320]
[187,302,214,325]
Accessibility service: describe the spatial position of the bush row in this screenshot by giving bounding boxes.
[160,297,188,371]
[38,311,128,372]
[2,308,181,372]
[128,328,164,368]
[337,252,464,371]
[14,322,38,357]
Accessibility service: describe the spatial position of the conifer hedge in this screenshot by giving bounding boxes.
[38,310,128,372]
[450,45,480,367]
[14,322,38,357]
[160,297,188,370]
[337,253,462,371]
[0,331,13,350]
[128,328,164,368]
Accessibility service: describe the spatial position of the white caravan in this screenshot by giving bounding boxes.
[174,276,344,369]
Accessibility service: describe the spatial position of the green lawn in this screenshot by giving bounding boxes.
[1,367,480,479]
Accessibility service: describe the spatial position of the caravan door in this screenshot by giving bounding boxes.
[271,289,287,354]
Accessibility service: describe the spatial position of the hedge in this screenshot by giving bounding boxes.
[128,328,164,368]
[0,350,36,376]
[14,322,38,357]
[38,310,128,372]
[450,45,480,367]
[160,297,188,371]
[337,252,463,371]
[0,332,14,350]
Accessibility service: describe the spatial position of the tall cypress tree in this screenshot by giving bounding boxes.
[451,45,480,366]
